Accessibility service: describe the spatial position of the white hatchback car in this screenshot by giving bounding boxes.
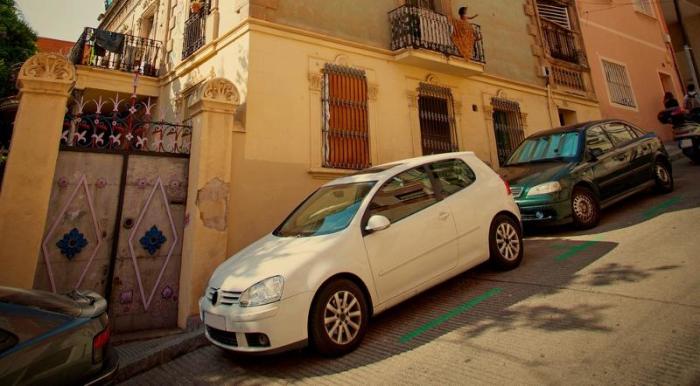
[200,152,523,356]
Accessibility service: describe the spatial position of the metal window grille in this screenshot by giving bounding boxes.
[491,98,525,166]
[418,83,458,155]
[182,0,210,59]
[537,1,571,30]
[634,0,654,16]
[321,64,371,170]
[601,60,636,107]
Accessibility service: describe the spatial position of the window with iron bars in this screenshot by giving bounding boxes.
[321,64,371,170]
[601,60,636,108]
[492,98,525,166]
[418,83,458,155]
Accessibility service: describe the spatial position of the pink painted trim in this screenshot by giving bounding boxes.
[41,175,103,293]
[127,177,179,311]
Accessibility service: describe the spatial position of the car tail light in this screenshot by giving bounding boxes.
[500,176,512,195]
[92,325,110,364]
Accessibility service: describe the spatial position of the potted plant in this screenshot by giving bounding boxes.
[190,0,203,13]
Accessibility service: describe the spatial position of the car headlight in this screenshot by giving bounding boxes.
[239,276,284,307]
[527,181,562,196]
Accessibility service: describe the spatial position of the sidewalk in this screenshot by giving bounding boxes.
[114,328,208,382]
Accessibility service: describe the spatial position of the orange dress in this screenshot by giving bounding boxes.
[451,18,475,60]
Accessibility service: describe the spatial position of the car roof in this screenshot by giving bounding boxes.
[527,119,621,138]
[324,151,476,186]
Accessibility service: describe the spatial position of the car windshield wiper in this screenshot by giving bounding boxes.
[508,157,567,166]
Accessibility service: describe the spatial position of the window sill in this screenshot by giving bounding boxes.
[308,167,356,180]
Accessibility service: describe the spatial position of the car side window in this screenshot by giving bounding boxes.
[586,126,614,157]
[428,159,476,197]
[604,123,636,146]
[367,166,438,223]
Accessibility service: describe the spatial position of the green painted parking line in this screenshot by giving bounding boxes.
[399,287,502,344]
[642,197,681,219]
[555,239,599,262]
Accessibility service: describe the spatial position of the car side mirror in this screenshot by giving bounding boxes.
[365,215,391,233]
[588,148,602,161]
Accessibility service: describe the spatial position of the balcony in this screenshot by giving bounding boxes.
[389,5,485,77]
[69,27,162,77]
[182,1,210,60]
[541,21,586,67]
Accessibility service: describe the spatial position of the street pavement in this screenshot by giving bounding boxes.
[122,159,700,386]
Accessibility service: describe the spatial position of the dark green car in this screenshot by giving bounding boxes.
[499,120,674,229]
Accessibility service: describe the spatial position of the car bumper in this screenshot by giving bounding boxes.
[199,291,313,354]
[515,198,571,225]
[84,345,119,386]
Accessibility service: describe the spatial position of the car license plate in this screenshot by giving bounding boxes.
[204,312,226,330]
[680,139,693,149]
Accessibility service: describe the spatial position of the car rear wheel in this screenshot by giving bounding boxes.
[309,279,368,357]
[571,187,600,229]
[488,214,523,271]
[653,160,673,193]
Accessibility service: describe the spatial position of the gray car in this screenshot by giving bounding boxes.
[0,286,118,385]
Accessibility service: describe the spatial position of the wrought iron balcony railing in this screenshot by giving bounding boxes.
[389,5,485,64]
[182,1,210,60]
[69,27,162,77]
[541,21,586,66]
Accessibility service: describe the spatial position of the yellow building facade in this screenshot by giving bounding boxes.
[0,0,602,331]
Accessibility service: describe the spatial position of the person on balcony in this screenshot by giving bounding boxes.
[452,6,479,60]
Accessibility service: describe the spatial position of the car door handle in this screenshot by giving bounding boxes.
[614,154,626,161]
[438,212,450,220]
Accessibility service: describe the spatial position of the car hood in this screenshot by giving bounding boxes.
[208,233,340,292]
[499,161,576,187]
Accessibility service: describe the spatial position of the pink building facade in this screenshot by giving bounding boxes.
[576,0,684,142]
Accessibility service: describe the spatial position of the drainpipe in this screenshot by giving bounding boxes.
[674,0,700,87]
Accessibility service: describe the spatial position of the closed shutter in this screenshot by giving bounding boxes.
[321,64,371,170]
[537,1,571,30]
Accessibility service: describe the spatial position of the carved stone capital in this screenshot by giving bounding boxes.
[201,78,240,104]
[368,83,379,101]
[309,72,322,91]
[407,91,419,109]
[20,53,76,83]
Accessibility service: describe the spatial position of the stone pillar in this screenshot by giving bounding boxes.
[0,54,75,288]
[178,77,239,328]
[206,0,220,42]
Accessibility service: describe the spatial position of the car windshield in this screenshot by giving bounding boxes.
[507,131,581,165]
[274,182,375,237]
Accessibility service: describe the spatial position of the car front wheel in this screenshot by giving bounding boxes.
[653,160,674,193]
[571,187,600,229]
[309,279,369,357]
[488,214,523,271]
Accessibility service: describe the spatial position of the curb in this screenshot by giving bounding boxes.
[114,328,208,382]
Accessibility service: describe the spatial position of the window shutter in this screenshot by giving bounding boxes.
[537,1,571,30]
[321,64,371,170]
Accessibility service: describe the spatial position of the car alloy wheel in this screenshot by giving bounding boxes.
[488,214,523,271]
[310,279,368,357]
[572,194,594,223]
[495,222,520,262]
[323,290,362,345]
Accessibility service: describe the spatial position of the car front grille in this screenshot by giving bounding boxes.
[206,326,238,347]
[511,186,524,198]
[207,287,242,306]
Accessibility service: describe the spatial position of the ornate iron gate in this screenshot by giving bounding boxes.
[34,92,192,333]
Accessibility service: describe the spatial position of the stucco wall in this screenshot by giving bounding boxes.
[214,23,599,253]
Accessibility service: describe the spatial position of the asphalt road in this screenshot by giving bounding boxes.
[123,158,700,386]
